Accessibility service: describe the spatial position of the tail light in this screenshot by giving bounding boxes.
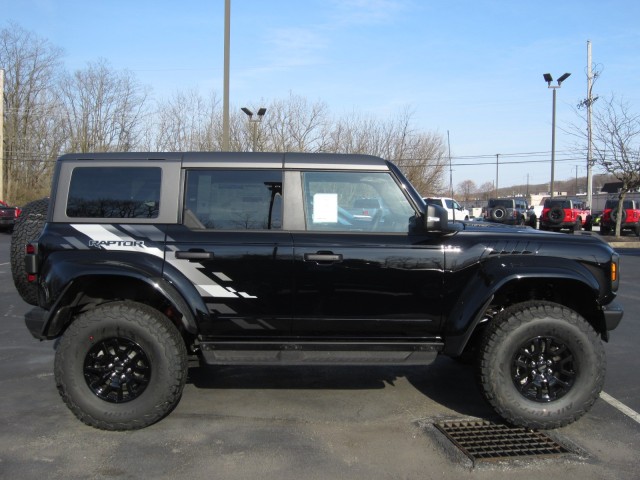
[25,243,39,280]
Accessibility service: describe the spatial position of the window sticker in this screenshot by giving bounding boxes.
[313,193,338,223]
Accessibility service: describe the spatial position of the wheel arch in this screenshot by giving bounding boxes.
[42,272,201,340]
[443,265,605,357]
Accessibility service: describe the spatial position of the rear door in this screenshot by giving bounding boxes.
[290,169,444,339]
[164,167,294,337]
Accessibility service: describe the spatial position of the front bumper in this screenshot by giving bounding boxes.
[603,300,624,331]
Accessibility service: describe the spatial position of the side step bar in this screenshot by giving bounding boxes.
[199,341,443,366]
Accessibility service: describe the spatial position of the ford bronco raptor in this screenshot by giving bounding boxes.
[540,198,592,233]
[14,152,623,431]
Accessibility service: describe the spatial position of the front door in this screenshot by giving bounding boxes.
[291,170,444,339]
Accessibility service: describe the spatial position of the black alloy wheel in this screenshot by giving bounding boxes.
[84,337,151,403]
[511,335,575,402]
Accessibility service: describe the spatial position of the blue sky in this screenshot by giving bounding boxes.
[3,0,639,190]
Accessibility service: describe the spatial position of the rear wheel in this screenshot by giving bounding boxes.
[54,301,188,430]
[478,301,605,429]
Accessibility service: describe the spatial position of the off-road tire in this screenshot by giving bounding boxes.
[490,207,507,223]
[54,301,188,431]
[548,206,564,225]
[611,208,627,223]
[478,301,605,430]
[10,198,49,305]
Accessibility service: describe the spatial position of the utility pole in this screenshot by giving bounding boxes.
[447,131,453,198]
[495,154,499,197]
[0,69,4,201]
[586,40,594,209]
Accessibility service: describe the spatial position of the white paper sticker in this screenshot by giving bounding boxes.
[313,193,338,223]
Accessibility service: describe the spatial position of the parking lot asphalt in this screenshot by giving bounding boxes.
[1,231,639,480]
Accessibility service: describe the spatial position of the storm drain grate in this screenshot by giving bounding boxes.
[434,420,572,464]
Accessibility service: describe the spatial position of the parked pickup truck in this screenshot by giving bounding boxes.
[0,200,20,232]
[423,197,470,221]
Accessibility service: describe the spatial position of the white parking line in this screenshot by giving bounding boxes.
[600,391,640,424]
[0,262,9,266]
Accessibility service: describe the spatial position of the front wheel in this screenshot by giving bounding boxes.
[478,301,605,429]
[54,301,188,430]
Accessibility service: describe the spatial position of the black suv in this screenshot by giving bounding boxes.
[484,198,528,225]
[14,152,623,431]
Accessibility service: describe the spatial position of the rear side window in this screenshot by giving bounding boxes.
[67,167,161,218]
[183,170,282,230]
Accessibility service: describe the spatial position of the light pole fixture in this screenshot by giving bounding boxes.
[241,107,267,152]
[543,72,571,198]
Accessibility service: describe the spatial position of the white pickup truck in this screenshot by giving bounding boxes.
[423,197,470,221]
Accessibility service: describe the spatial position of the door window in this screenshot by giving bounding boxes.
[184,170,282,230]
[302,171,416,232]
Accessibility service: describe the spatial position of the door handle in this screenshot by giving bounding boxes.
[304,252,343,263]
[175,250,214,260]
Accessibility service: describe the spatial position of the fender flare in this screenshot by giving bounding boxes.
[39,259,204,338]
[443,258,601,356]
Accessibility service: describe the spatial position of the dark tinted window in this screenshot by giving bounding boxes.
[544,199,571,209]
[605,199,634,209]
[489,199,514,208]
[67,167,161,218]
[184,170,282,230]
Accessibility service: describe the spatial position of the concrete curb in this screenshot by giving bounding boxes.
[609,242,639,249]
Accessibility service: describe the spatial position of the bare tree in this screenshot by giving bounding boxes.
[151,90,223,151]
[591,96,640,237]
[261,93,330,152]
[324,108,447,194]
[476,181,495,203]
[0,22,64,203]
[457,179,477,204]
[59,58,149,153]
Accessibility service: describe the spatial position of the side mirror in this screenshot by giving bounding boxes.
[424,204,449,232]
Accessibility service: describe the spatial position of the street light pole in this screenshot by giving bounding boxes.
[222,0,230,151]
[543,72,570,198]
[241,107,267,151]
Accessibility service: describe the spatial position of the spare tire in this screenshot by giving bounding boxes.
[611,208,627,223]
[10,198,49,306]
[490,207,508,222]
[548,205,565,225]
